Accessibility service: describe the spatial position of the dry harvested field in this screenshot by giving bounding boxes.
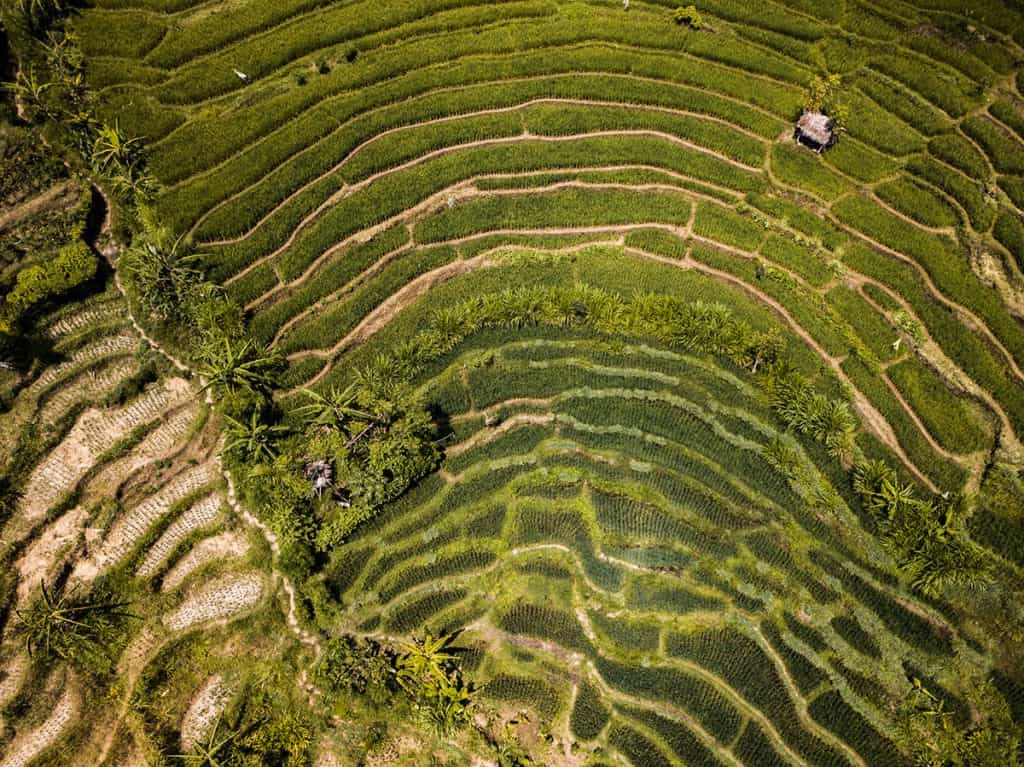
[1,0,1024,765]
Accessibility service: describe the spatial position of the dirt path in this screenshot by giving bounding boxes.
[832,217,1024,387]
[280,237,629,390]
[445,413,555,458]
[867,191,957,237]
[0,181,76,232]
[236,149,1024,480]
[262,240,412,326]
[247,151,1024,440]
[188,61,787,239]
[108,250,321,656]
[645,248,940,492]
[750,626,869,767]
[880,372,981,463]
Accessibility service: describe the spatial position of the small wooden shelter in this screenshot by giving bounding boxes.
[795,111,835,152]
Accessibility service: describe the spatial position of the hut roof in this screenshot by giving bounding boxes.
[797,111,834,147]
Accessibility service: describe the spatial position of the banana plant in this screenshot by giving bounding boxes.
[223,410,289,462]
[295,384,375,431]
[199,338,281,396]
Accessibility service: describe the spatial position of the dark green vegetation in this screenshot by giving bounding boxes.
[3,0,1024,765]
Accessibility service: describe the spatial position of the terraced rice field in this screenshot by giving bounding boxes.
[3,0,1024,764]
[76,0,1024,492]
[0,283,298,763]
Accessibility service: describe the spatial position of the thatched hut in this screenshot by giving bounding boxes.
[795,111,835,152]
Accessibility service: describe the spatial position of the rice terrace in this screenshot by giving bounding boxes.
[3,0,1024,765]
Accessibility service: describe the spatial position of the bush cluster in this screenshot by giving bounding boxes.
[0,241,97,333]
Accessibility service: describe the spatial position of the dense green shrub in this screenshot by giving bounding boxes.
[1,241,98,332]
[673,5,703,28]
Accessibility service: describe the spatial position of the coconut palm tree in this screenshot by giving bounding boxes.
[91,122,153,199]
[5,66,55,121]
[92,122,141,173]
[353,353,409,413]
[396,631,473,735]
[17,0,65,32]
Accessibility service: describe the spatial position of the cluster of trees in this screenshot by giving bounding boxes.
[764,366,857,460]
[316,631,533,764]
[7,0,67,35]
[0,240,97,332]
[120,209,245,343]
[673,5,703,28]
[316,631,471,735]
[853,460,994,597]
[369,284,784,384]
[805,73,849,130]
[4,22,155,221]
[0,22,153,350]
[896,678,1021,767]
[234,371,439,556]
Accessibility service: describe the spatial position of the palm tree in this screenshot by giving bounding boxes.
[14,582,133,670]
[120,234,203,320]
[877,477,917,516]
[5,66,54,121]
[91,122,153,199]
[852,460,894,500]
[396,631,473,735]
[172,711,255,767]
[199,338,281,396]
[224,410,288,462]
[396,630,458,692]
[353,353,409,414]
[817,400,856,459]
[909,534,993,598]
[92,122,141,173]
